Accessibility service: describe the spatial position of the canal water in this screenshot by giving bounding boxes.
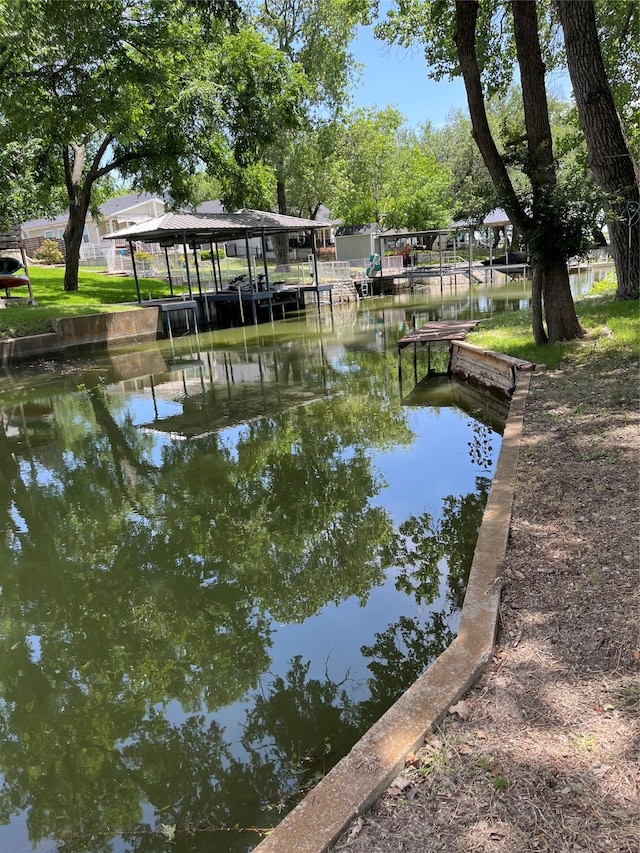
[0,274,602,853]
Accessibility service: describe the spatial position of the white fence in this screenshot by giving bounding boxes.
[79,244,108,261]
[314,254,403,284]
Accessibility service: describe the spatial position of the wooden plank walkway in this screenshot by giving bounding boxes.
[397,320,483,350]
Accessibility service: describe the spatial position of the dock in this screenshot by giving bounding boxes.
[397,321,536,398]
[397,320,484,351]
[397,320,484,392]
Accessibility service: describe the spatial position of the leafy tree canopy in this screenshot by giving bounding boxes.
[0,0,306,288]
[329,106,453,229]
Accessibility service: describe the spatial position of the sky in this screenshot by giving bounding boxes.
[349,23,469,129]
[349,22,573,130]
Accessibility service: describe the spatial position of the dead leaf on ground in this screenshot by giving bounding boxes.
[347,816,364,839]
[389,773,413,792]
[405,752,418,767]
[449,699,472,720]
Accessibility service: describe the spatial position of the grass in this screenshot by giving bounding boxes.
[466,273,639,370]
[0,256,293,339]
[0,264,169,339]
[2,266,638,361]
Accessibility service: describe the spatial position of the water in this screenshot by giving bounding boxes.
[0,274,601,853]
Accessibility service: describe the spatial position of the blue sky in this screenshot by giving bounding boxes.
[349,23,573,130]
[349,23,469,129]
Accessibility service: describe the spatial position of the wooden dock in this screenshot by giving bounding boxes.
[449,340,534,396]
[397,321,535,398]
[397,320,483,350]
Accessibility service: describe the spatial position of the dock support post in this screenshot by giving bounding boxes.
[129,240,142,303]
[165,247,174,296]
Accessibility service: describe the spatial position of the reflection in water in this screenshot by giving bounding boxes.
[0,274,598,853]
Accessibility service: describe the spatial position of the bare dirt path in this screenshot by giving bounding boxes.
[331,344,639,852]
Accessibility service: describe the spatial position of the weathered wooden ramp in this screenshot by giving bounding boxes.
[449,340,535,396]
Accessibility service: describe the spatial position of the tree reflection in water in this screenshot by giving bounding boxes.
[0,316,504,853]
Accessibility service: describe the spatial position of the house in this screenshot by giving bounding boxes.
[21,194,335,273]
[20,192,167,261]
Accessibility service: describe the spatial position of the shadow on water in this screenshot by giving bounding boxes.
[0,272,600,853]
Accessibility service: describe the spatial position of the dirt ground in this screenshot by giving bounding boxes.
[331,341,639,852]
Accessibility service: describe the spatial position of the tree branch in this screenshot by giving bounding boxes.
[619,1,635,44]
[453,1,530,234]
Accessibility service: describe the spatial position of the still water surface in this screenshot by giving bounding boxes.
[0,276,600,852]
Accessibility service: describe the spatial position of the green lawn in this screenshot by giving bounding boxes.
[0,258,282,339]
[467,275,639,370]
[1,266,638,367]
[0,265,169,339]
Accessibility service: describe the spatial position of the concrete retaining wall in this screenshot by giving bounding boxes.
[0,307,162,366]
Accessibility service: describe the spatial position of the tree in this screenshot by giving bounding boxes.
[254,0,371,261]
[378,0,584,343]
[0,136,67,234]
[0,1,305,291]
[283,122,346,220]
[329,106,453,230]
[423,110,497,223]
[455,0,584,343]
[555,0,640,299]
[593,0,640,160]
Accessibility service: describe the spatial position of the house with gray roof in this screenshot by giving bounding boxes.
[20,192,167,260]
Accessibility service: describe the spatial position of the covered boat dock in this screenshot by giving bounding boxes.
[370,210,531,294]
[106,209,333,331]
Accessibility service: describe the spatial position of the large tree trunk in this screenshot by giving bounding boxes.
[453,2,530,237]
[454,0,583,342]
[63,199,90,292]
[542,259,584,342]
[61,135,113,292]
[555,0,640,299]
[62,141,89,292]
[511,0,583,341]
[531,264,547,345]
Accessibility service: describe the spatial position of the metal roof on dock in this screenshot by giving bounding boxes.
[105,209,328,245]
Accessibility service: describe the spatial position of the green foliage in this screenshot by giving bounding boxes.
[213,27,309,167]
[132,250,152,262]
[200,248,226,261]
[1,0,308,289]
[217,158,278,211]
[34,239,65,265]
[285,122,346,219]
[467,274,639,368]
[256,0,371,114]
[492,775,509,791]
[252,0,371,221]
[330,106,453,228]
[422,110,498,223]
[588,271,617,295]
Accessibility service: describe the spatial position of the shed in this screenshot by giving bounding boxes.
[334,224,381,262]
